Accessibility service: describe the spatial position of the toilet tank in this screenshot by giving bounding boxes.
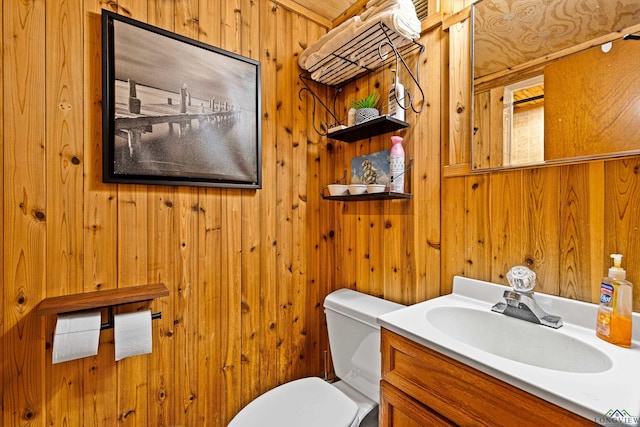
[323,288,404,403]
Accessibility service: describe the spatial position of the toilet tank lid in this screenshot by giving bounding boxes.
[324,288,405,327]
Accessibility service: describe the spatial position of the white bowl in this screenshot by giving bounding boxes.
[348,184,367,195]
[327,184,349,196]
[367,184,386,193]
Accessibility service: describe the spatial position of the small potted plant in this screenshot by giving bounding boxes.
[351,91,380,125]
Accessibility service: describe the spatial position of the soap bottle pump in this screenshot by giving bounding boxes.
[388,70,405,121]
[596,254,633,347]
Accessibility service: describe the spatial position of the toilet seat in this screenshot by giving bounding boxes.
[228,377,358,427]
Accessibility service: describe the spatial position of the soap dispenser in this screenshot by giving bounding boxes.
[596,254,633,347]
[388,70,405,121]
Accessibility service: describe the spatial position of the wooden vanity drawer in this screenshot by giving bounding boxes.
[381,328,598,427]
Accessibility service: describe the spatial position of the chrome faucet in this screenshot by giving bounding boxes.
[491,266,563,328]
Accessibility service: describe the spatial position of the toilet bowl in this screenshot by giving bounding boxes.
[228,288,404,427]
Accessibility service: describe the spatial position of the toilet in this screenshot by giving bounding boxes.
[228,288,404,427]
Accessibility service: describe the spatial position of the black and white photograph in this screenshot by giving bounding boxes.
[102,11,261,189]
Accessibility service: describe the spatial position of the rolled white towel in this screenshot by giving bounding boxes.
[298,16,362,69]
[360,0,421,40]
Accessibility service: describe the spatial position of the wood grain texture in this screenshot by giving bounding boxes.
[545,39,640,161]
[447,0,640,314]
[3,0,47,425]
[44,2,85,424]
[473,0,640,78]
[381,328,599,426]
[2,1,330,424]
[3,0,639,425]
[448,18,471,166]
[0,0,4,418]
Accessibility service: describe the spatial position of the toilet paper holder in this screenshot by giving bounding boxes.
[37,283,170,341]
[99,304,162,330]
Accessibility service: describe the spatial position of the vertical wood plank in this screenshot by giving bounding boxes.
[464,173,490,281]
[0,0,4,415]
[239,0,262,408]
[588,162,605,304]
[3,0,47,425]
[488,170,524,284]
[448,18,471,166]
[472,90,490,170]
[559,163,603,301]
[275,5,295,385]
[258,0,280,396]
[291,11,309,380]
[197,188,223,426]
[221,191,243,423]
[411,26,442,302]
[45,0,85,425]
[522,167,561,295]
[441,176,466,295]
[146,188,177,427]
[175,188,200,425]
[304,17,329,378]
[604,158,640,310]
[488,87,504,169]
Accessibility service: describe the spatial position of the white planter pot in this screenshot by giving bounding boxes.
[354,108,379,125]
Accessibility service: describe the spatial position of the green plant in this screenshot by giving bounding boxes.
[350,91,380,110]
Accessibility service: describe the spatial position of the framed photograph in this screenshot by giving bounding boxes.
[102,11,261,189]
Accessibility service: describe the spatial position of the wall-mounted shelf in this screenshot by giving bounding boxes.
[323,191,412,201]
[328,115,409,142]
[37,283,169,316]
[304,22,424,88]
[298,22,425,136]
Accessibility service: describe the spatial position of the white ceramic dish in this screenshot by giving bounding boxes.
[327,184,349,196]
[348,184,367,195]
[367,184,386,193]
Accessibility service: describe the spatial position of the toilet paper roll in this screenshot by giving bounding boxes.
[53,311,101,364]
[114,310,152,361]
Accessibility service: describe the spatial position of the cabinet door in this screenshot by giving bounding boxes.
[381,329,598,427]
[380,380,456,427]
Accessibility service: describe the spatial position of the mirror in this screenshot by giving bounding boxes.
[472,0,640,171]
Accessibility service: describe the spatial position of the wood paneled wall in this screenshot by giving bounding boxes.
[316,22,444,307]
[1,1,331,425]
[2,0,637,425]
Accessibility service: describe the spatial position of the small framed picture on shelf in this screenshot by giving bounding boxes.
[350,150,391,185]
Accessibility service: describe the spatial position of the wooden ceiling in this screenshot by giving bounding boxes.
[289,0,363,21]
[473,0,640,78]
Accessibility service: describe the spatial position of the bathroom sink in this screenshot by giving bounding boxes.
[377,276,640,425]
[425,306,612,373]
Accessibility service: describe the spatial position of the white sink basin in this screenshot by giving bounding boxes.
[425,306,612,373]
[377,276,640,425]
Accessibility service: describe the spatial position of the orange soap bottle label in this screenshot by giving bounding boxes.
[596,282,614,337]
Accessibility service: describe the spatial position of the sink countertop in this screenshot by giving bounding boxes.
[377,276,640,426]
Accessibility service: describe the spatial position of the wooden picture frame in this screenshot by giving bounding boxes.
[101,11,262,189]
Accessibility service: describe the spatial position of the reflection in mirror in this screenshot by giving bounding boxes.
[471,0,640,171]
[503,76,544,167]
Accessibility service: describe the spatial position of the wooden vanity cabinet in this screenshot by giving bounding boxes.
[380,328,599,427]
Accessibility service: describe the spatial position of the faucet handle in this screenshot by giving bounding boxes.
[507,266,536,293]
